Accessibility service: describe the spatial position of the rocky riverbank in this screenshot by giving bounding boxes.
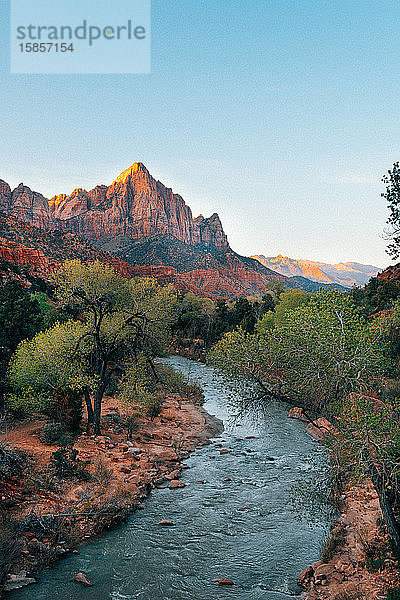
[290,408,400,600]
[0,394,223,595]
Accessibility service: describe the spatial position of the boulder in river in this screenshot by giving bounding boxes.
[4,572,36,591]
[73,572,93,586]
[168,480,186,489]
[218,578,235,585]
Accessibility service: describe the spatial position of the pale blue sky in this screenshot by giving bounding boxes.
[1,0,399,267]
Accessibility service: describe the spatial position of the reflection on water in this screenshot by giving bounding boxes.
[10,356,329,600]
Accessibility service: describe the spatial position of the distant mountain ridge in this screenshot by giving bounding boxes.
[0,163,349,297]
[252,254,380,288]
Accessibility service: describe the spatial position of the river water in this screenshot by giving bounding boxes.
[10,356,329,600]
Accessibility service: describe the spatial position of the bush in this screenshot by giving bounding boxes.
[0,515,22,592]
[387,588,400,600]
[0,442,27,479]
[124,414,140,439]
[40,422,72,446]
[365,541,387,572]
[321,525,347,562]
[146,396,163,421]
[50,446,90,481]
[157,363,204,405]
[94,458,113,487]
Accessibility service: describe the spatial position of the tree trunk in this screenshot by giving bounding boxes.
[92,364,112,436]
[93,388,102,436]
[368,457,400,554]
[84,388,94,434]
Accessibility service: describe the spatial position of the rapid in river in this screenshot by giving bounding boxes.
[10,356,329,600]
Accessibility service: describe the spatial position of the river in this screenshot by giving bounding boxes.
[10,356,329,600]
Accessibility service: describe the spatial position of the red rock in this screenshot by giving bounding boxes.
[219,449,229,455]
[73,572,93,586]
[166,469,181,480]
[306,418,334,441]
[297,565,314,587]
[168,480,186,489]
[218,578,234,586]
[155,520,174,526]
[120,466,131,474]
[288,407,307,421]
[0,162,292,300]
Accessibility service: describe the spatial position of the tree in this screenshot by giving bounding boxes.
[210,290,386,412]
[9,260,176,434]
[8,320,94,425]
[0,280,42,405]
[329,395,400,553]
[383,161,400,258]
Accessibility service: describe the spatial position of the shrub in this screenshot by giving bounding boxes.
[146,396,163,421]
[321,525,347,562]
[50,446,90,481]
[387,588,400,600]
[124,414,140,439]
[365,542,387,572]
[0,442,27,479]
[157,363,204,404]
[95,458,113,487]
[40,422,72,446]
[0,515,22,592]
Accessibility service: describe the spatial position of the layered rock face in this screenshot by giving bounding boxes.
[0,163,287,298]
[1,163,229,249]
[0,180,52,229]
[27,162,225,249]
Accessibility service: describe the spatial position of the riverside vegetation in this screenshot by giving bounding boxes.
[2,163,400,598]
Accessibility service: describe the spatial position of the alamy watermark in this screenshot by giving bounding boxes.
[11,0,151,74]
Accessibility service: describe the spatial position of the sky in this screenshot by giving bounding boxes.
[1,0,400,268]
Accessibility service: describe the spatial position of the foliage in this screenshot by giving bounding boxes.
[156,363,204,404]
[9,260,177,435]
[328,395,400,497]
[8,320,94,398]
[172,292,277,348]
[53,261,177,433]
[387,587,400,600]
[145,395,163,420]
[118,356,158,416]
[39,422,72,446]
[321,525,347,562]
[31,291,68,329]
[50,445,90,480]
[0,280,42,404]
[351,275,400,316]
[382,162,400,259]
[211,290,385,411]
[0,442,27,480]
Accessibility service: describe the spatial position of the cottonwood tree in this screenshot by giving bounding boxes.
[210,290,386,413]
[8,320,93,425]
[9,260,176,434]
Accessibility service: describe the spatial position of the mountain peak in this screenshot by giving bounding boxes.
[114,162,149,183]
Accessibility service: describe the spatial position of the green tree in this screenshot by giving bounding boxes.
[0,280,42,404]
[9,260,176,434]
[7,320,94,423]
[211,290,386,412]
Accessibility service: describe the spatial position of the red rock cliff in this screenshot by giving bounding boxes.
[1,163,229,250]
